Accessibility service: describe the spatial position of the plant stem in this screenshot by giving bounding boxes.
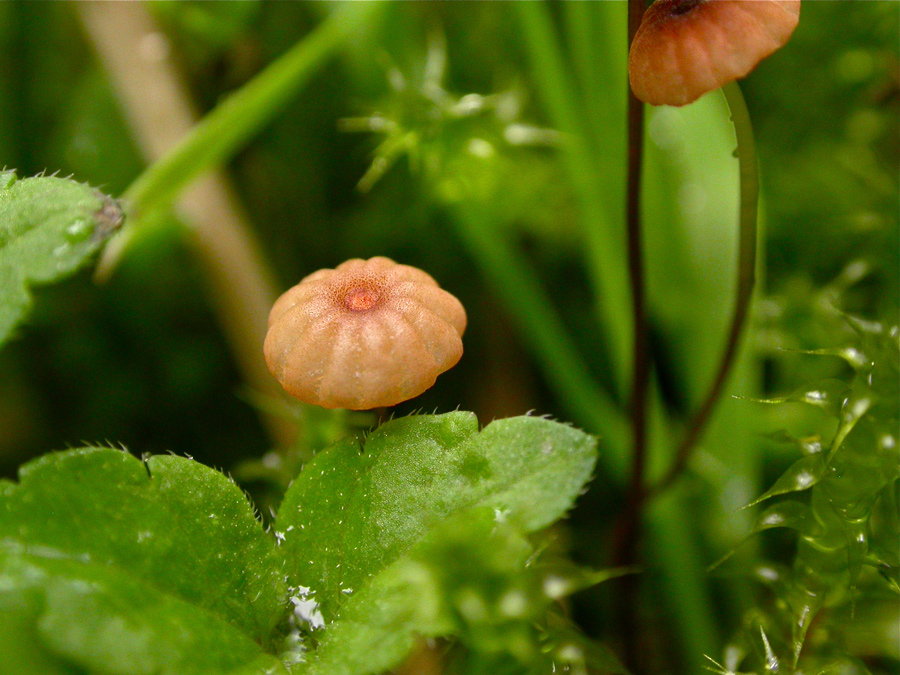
[78,1,296,448]
[624,0,650,525]
[98,1,384,276]
[613,1,650,669]
[650,81,759,497]
[126,3,381,216]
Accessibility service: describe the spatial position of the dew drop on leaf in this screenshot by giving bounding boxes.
[65,219,92,243]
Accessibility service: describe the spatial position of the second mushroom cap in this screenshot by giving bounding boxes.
[629,0,801,107]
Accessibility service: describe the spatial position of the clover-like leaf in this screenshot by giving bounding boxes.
[0,546,288,675]
[0,171,123,347]
[0,447,289,672]
[276,412,598,623]
[298,508,626,675]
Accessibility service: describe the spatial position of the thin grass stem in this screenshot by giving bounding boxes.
[651,80,759,496]
[514,1,632,400]
[98,2,385,276]
[451,203,629,477]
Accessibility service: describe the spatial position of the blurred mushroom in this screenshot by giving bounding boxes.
[264,257,466,410]
[629,0,801,106]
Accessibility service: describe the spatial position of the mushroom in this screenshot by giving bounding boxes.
[264,257,466,410]
[629,0,801,107]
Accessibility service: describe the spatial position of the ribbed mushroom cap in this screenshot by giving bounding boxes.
[264,257,467,410]
[629,0,800,107]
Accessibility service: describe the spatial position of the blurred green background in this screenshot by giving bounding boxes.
[0,2,896,673]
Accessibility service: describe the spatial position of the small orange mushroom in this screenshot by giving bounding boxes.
[629,0,801,107]
[264,257,466,410]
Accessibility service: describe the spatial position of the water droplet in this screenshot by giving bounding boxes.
[543,575,570,600]
[290,588,324,630]
[755,566,779,582]
[65,219,92,243]
[804,390,826,404]
[794,470,815,488]
[498,590,528,617]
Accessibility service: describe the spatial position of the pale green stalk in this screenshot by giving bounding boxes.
[124,2,384,219]
[514,2,631,400]
[452,203,629,478]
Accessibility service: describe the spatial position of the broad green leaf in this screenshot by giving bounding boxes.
[298,510,543,675]
[0,447,286,644]
[0,171,123,346]
[297,508,627,675]
[276,412,598,621]
[0,545,287,675]
[0,578,77,675]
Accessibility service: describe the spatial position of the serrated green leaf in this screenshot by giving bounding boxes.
[0,546,288,675]
[0,171,123,346]
[297,509,540,675]
[296,507,625,675]
[0,447,286,644]
[276,412,598,622]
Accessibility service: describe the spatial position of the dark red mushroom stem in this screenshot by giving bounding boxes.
[614,0,652,669]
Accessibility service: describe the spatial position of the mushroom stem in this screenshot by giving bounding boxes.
[619,0,652,550]
[614,2,651,667]
[651,80,759,497]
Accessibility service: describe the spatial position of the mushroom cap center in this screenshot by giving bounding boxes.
[344,286,381,311]
[669,0,705,17]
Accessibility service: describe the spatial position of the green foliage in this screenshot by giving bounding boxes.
[299,509,628,675]
[0,414,605,674]
[0,447,287,643]
[0,171,122,346]
[122,2,385,227]
[0,2,896,675]
[275,412,600,673]
[0,447,289,675]
[715,312,899,673]
[277,413,596,618]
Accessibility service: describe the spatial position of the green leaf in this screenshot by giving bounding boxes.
[0,171,123,346]
[0,447,286,645]
[298,509,532,675]
[709,501,816,572]
[123,2,386,222]
[0,546,288,675]
[746,454,828,506]
[276,412,598,622]
[296,508,626,675]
